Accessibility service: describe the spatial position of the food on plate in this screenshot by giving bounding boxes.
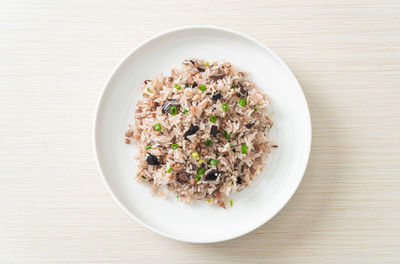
[125,59,276,208]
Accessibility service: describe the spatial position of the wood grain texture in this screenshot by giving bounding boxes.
[1,0,399,263]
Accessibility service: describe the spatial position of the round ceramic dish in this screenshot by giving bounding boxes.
[94,26,312,243]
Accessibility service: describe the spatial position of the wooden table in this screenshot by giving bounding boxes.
[1,0,399,263]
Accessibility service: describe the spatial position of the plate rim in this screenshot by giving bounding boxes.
[93,25,312,243]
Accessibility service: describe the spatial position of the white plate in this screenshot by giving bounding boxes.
[94,26,311,243]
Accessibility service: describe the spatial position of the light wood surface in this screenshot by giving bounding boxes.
[1,0,400,263]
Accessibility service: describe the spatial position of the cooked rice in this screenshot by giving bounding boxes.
[125,59,276,208]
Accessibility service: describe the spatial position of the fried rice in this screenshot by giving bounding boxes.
[125,59,276,208]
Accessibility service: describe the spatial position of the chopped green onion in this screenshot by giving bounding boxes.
[192,151,199,160]
[198,85,207,92]
[195,175,200,182]
[199,159,204,164]
[222,104,229,112]
[230,199,233,207]
[210,159,218,166]
[170,105,177,115]
[171,144,178,150]
[205,61,210,66]
[147,87,150,92]
[253,107,258,111]
[223,130,231,140]
[141,175,146,179]
[183,109,189,114]
[232,84,237,88]
[174,83,182,90]
[167,167,172,173]
[236,93,241,97]
[205,139,212,146]
[209,115,217,123]
[229,143,233,148]
[232,181,234,185]
[154,123,161,131]
[145,144,152,150]
[239,98,247,107]
[185,83,189,88]
[241,144,248,154]
[197,167,205,175]
[177,195,179,199]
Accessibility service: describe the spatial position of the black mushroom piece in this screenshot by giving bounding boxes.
[210,125,218,138]
[205,169,221,181]
[161,99,180,114]
[184,124,199,139]
[237,177,243,184]
[189,162,197,171]
[245,120,256,129]
[210,74,225,80]
[211,91,222,101]
[192,81,198,88]
[146,153,160,165]
[189,60,205,72]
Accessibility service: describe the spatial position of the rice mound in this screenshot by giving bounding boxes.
[125,59,276,208]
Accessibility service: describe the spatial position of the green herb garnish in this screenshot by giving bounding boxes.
[198,85,207,92]
[232,84,237,88]
[185,83,189,88]
[205,139,212,146]
[209,115,217,123]
[253,107,258,111]
[222,104,229,112]
[145,144,152,150]
[191,151,199,160]
[239,98,247,107]
[167,167,172,173]
[230,199,233,207]
[170,105,177,115]
[154,123,161,131]
[183,109,189,114]
[195,176,200,182]
[197,167,205,175]
[174,83,182,90]
[147,87,150,92]
[241,144,248,154]
[223,130,231,140]
[210,159,218,166]
[171,144,178,150]
[141,175,146,179]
